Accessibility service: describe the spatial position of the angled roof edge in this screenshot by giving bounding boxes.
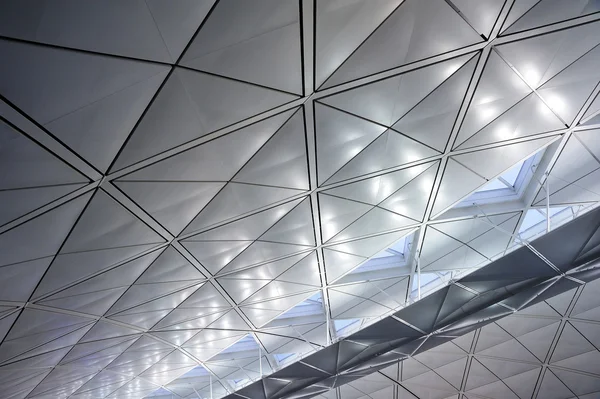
[225,206,600,399]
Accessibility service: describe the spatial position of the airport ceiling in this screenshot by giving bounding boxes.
[2,1,600,398]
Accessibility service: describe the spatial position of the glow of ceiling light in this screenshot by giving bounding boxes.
[407,165,423,178]
[379,181,394,198]
[536,98,555,117]
[496,125,515,140]
[347,146,362,158]
[521,65,540,86]
[335,249,352,259]
[404,151,421,163]
[478,96,494,105]
[370,180,381,196]
[444,63,461,77]
[392,205,407,215]
[544,94,565,115]
[479,105,496,120]
[299,237,311,246]
[420,177,433,191]
[323,223,336,238]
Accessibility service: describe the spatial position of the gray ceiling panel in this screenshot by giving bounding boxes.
[2,2,600,399]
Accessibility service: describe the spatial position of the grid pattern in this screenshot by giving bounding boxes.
[313,276,600,399]
[220,205,600,399]
[2,1,600,398]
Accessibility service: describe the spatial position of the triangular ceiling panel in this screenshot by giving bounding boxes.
[324,230,412,283]
[499,19,600,88]
[0,39,169,172]
[582,91,600,122]
[553,367,600,398]
[452,0,505,38]
[314,0,402,88]
[454,50,534,148]
[0,308,92,364]
[321,53,475,128]
[0,120,88,226]
[184,197,303,241]
[114,181,225,235]
[32,243,161,300]
[120,108,297,182]
[60,190,164,253]
[144,0,215,61]
[431,158,487,217]
[232,108,309,190]
[0,1,214,61]
[537,368,575,399]
[392,55,479,152]
[181,0,302,94]
[321,0,482,88]
[502,0,600,35]
[328,207,417,243]
[0,191,91,269]
[182,240,253,276]
[217,241,314,275]
[322,248,368,285]
[259,198,315,246]
[112,68,298,170]
[241,291,319,327]
[4,4,600,399]
[323,163,432,206]
[0,258,53,303]
[325,129,439,184]
[314,103,388,185]
[434,136,556,217]
[319,163,434,242]
[136,246,204,284]
[318,193,373,243]
[329,277,408,319]
[533,132,600,204]
[459,93,565,149]
[183,184,307,234]
[31,190,165,298]
[107,281,203,318]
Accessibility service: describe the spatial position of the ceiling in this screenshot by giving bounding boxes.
[2,0,600,398]
[311,274,600,399]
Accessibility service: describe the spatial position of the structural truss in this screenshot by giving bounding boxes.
[2,1,600,398]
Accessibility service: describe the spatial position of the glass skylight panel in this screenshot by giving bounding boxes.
[477,178,512,192]
[219,334,257,354]
[334,318,367,339]
[501,160,525,186]
[519,209,547,233]
[474,160,525,194]
[274,353,295,363]
[269,293,324,320]
[411,272,442,294]
[349,235,410,274]
[389,236,407,253]
[460,151,544,208]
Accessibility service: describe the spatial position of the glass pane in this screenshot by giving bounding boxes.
[500,160,525,186]
[476,178,509,192]
[519,210,546,233]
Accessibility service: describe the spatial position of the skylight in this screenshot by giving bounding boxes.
[349,235,409,274]
[475,159,525,193]
[518,205,590,242]
[459,150,544,207]
[334,318,361,338]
